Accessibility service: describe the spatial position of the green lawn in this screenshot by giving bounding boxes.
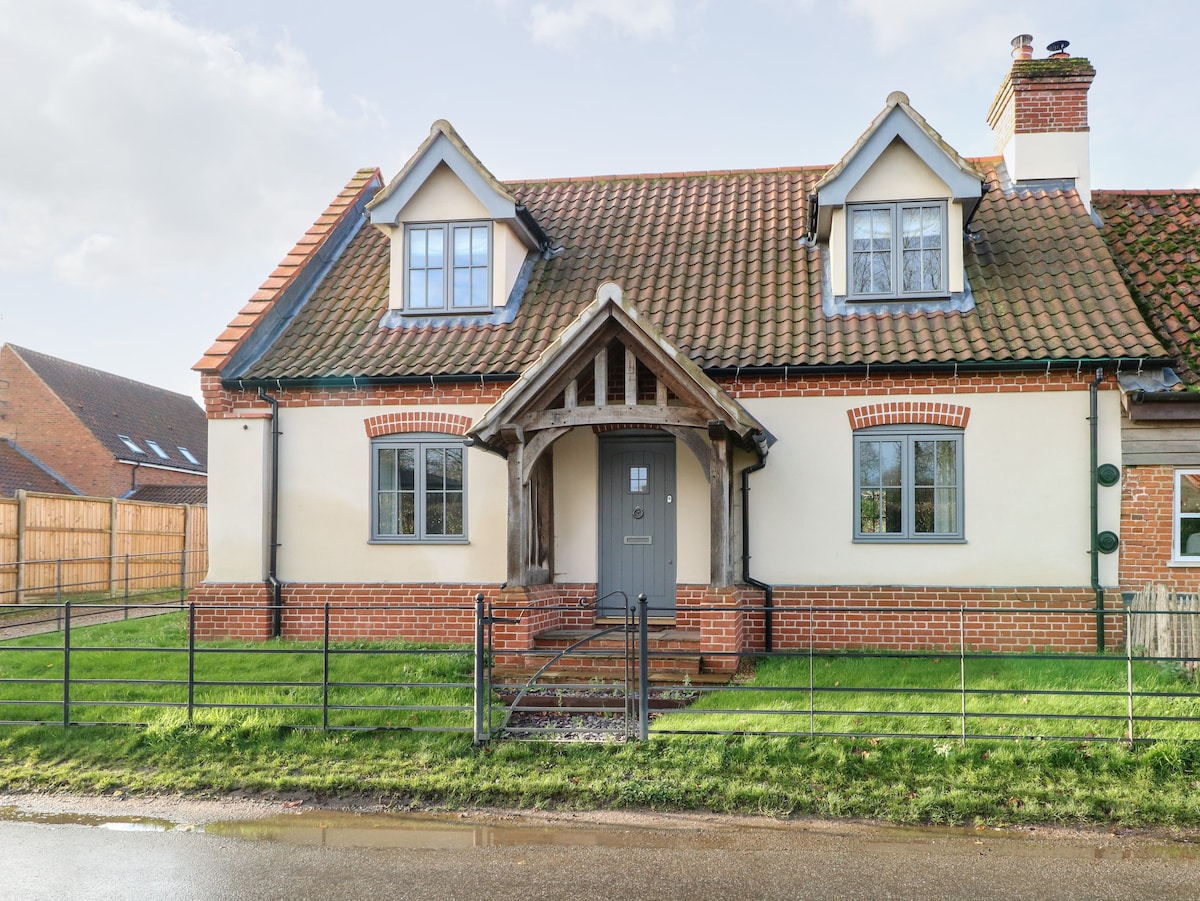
[4,616,1200,826]
[0,612,474,731]
[658,652,1200,742]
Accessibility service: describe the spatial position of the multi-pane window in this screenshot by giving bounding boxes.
[1175,470,1200,561]
[405,222,490,312]
[629,465,649,494]
[373,438,466,542]
[849,202,946,298]
[854,426,963,541]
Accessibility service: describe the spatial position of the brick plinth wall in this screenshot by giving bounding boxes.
[189,582,485,643]
[742,586,1120,653]
[191,581,1121,664]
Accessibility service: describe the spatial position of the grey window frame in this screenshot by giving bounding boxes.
[403,220,492,313]
[853,424,964,543]
[847,200,948,300]
[371,435,468,544]
[1174,468,1200,562]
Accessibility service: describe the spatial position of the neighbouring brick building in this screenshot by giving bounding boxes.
[0,344,208,502]
[190,36,1195,665]
[1093,191,1200,592]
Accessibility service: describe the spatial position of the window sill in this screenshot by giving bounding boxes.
[853,537,967,545]
[1168,558,1200,568]
[369,538,470,546]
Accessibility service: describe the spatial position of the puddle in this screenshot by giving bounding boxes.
[2,803,1198,862]
[0,805,187,833]
[202,811,730,850]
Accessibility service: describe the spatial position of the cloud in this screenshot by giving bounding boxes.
[842,0,966,51]
[0,0,346,296]
[526,0,677,45]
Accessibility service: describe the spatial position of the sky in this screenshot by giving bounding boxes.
[1,0,1197,402]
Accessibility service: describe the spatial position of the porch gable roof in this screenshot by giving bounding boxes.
[468,282,770,454]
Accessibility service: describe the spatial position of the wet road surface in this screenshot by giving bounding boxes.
[4,799,1200,900]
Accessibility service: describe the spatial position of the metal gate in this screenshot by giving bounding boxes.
[472,593,654,743]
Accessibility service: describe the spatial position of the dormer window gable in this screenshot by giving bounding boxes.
[812,93,984,307]
[367,120,547,317]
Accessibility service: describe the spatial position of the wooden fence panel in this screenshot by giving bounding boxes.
[0,498,16,599]
[0,491,207,602]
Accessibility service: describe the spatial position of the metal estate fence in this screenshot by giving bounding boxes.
[0,593,1198,745]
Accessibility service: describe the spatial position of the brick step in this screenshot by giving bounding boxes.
[490,664,731,686]
[501,651,701,677]
[533,628,702,654]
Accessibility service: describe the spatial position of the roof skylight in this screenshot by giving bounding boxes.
[145,440,170,460]
[177,446,200,465]
[117,435,145,454]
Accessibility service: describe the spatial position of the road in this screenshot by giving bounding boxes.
[3,796,1199,900]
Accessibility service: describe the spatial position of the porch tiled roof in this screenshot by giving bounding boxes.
[1093,190,1200,384]
[231,162,1166,382]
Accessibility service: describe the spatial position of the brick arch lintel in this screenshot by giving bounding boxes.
[847,402,971,431]
[364,412,473,438]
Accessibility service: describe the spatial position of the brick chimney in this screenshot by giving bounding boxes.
[987,37,1097,210]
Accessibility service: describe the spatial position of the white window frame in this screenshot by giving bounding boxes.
[847,201,948,300]
[853,425,964,542]
[117,435,145,454]
[1173,469,1200,564]
[371,436,468,543]
[177,446,200,465]
[403,221,492,313]
[145,440,170,460]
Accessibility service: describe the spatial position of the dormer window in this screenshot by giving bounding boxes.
[405,221,491,312]
[849,201,946,299]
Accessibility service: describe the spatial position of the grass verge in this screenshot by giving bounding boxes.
[3,616,1200,827]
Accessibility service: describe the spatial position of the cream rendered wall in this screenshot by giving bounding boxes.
[552,429,598,582]
[830,140,965,296]
[1003,132,1091,209]
[675,441,711,584]
[551,430,711,585]
[206,416,271,582]
[380,162,527,311]
[742,390,1123,587]
[271,405,506,583]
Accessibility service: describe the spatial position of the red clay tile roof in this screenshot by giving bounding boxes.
[11,346,208,473]
[221,161,1167,382]
[0,439,79,497]
[194,168,382,375]
[1093,190,1200,384]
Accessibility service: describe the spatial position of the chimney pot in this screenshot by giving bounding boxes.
[1011,34,1034,60]
[1047,39,1070,59]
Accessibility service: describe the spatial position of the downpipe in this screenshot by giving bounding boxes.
[258,388,283,639]
[740,448,774,652]
[1089,369,1104,652]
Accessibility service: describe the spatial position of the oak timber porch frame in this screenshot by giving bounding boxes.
[469,282,770,590]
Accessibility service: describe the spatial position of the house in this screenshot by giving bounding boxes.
[191,37,1175,665]
[1093,190,1200,590]
[0,344,208,503]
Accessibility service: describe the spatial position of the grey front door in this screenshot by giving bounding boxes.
[598,436,677,618]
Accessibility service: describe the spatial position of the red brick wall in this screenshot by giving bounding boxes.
[190,580,1120,656]
[1120,464,1198,593]
[720,369,1108,399]
[0,347,206,498]
[201,376,507,418]
[0,346,121,497]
